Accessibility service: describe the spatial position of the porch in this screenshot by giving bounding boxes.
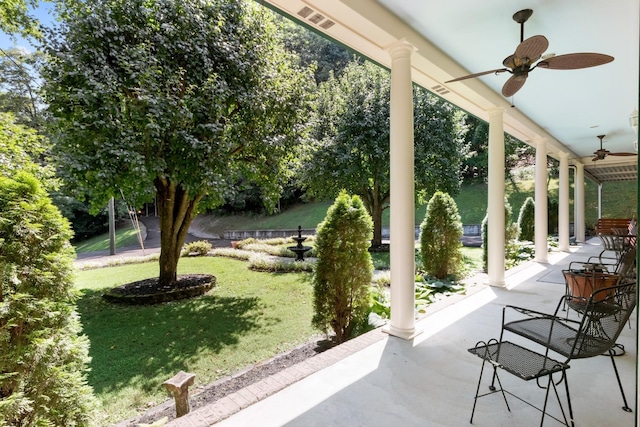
[169,238,636,426]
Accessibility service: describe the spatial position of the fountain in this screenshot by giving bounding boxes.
[288,225,312,261]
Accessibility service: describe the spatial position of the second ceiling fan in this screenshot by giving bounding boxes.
[592,135,636,161]
[445,9,614,97]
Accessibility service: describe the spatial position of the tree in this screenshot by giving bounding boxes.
[42,0,313,286]
[278,17,353,84]
[0,172,95,425]
[0,48,45,129]
[312,191,373,343]
[419,191,464,279]
[301,61,465,246]
[460,115,535,182]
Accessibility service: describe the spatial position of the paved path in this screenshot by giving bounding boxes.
[74,216,233,266]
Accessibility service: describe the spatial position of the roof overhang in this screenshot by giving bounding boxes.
[260,0,638,183]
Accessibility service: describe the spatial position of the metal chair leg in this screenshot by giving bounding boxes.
[470,360,510,424]
[609,350,632,412]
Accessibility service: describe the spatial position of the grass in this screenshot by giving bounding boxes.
[75,257,315,425]
[461,246,483,271]
[74,223,142,254]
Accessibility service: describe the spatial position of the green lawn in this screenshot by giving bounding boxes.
[74,223,142,253]
[76,257,315,425]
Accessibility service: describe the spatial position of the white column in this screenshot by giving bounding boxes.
[598,183,603,219]
[558,152,570,251]
[384,39,419,340]
[534,138,549,263]
[487,108,505,287]
[573,163,585,242]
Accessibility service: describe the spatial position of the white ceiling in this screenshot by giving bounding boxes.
[262,0,639,183]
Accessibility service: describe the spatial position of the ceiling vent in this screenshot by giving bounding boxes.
[297,6,313,18]
[297,6,335,30]
[431,85,450,95]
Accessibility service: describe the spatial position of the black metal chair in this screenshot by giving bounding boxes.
[468,282,636,426]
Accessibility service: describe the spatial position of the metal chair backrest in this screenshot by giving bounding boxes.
[615,246,636,282]
[567,282,636,360]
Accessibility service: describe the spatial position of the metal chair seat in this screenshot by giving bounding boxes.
[468,282,636,426]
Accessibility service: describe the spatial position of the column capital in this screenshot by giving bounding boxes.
[557,151,569,159]
[387,38,416,60]
[534,137,547,149]
[486,107,504,119]
[485,107,504,116]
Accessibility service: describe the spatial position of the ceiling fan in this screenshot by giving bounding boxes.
[445,9,614,97]
[592,135,636,161]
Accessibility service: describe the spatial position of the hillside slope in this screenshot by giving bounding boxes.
[191,177,637,236]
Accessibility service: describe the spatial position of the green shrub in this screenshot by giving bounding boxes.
[548,197,559,234]
[248,253,315,272]
[312,191,373,343]
[419,191,464,279]
[182,240,212,256]
[517,197,535,241]
[0,172,96,426]
[482,197,519,272]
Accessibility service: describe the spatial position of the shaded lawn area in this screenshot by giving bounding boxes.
[75,257,315,426]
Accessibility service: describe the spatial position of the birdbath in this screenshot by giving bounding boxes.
[288,225,312,261]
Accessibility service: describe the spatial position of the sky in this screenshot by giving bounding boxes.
[0,2,56,51]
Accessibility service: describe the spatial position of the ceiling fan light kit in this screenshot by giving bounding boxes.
[445,9,614,97]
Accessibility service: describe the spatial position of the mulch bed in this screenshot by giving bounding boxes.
[103,274,215,304]
[124,337,334,426]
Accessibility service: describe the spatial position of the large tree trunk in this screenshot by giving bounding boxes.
[362,182,387,248]
[155,178,204,287]
[371,202,383,247]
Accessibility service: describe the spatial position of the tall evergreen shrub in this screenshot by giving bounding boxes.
[0,173,95,426]
[481,197,519,272]
[419,191,463,279]
[518,196,535,241]
[312,191,373,344]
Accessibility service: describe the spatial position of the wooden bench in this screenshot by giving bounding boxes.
[594,218,632,235]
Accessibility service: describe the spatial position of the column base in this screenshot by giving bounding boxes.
[382,324,423,340]
[484,278,506,287]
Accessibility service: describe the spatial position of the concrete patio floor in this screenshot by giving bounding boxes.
[169,238,637,427]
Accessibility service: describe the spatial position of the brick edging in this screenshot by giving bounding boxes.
[166,328,387,426]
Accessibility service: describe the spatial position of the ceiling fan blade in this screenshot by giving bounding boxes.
[502,74,526,97]
[537,53,614,70]
[609,152,637,156]
[514,35,549,64]
[445,68,508,83]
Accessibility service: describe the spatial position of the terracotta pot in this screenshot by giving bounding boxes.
[563,271,619,302]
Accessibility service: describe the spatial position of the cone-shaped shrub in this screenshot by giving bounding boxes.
[419,191,463,279]
[482,197,519,272]
[518,196,535,241]
[0,172,95,426]
[312,191,373,343]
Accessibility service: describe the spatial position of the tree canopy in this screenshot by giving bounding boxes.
[42,0,314,285]
[300,61,466,246]
[0,48,45,128]
[0,0,41,39]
